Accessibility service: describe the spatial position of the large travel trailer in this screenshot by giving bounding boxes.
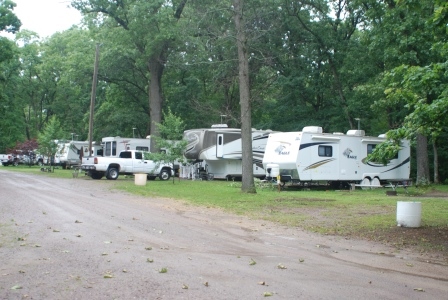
[183,125,275,180]
[262,126,410,188]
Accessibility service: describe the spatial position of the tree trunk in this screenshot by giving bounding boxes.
[432,138,439,184]
[233,0,256,193]
[416,133,430,185]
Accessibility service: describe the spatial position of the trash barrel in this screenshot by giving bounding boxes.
[396,201,422,228]
[134,173,147,186]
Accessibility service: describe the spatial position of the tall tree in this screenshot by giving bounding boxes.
[72,0,188,150]
[233,0,256,193]
[365,0,443,184]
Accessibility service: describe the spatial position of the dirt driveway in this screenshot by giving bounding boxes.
[0,169,447,299]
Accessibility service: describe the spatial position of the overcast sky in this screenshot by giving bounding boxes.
[6,0,82,38]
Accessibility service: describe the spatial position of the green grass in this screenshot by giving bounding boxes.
[4,166,448,253]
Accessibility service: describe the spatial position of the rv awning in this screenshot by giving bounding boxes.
[311,135,341,141]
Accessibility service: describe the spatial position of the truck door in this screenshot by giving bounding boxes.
[133,151,146,173]
[216,134,224,158]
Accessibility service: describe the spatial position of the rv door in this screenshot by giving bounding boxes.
[216,134,224,158]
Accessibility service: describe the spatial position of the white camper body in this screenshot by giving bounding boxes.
[101,136,152,157]
[57,141,91,168]
[183,126,274,180]
[262,126,410,188]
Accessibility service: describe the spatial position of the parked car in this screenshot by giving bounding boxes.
[0,154,16,166]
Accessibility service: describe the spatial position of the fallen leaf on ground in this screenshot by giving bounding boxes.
[11,285,22,290]
[277,263,287,269]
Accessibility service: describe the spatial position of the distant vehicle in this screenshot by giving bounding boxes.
[81,150,173,180]
[0,154,16,166]
[262,126,411,188]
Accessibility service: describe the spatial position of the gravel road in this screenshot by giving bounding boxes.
[0,169,447,299]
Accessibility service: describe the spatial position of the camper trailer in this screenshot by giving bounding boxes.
[101,136,152,157]
[58,141,91,169]
[183,125,275,180]
[262,126,410,188]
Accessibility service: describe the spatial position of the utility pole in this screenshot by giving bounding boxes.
[88,44,100,155]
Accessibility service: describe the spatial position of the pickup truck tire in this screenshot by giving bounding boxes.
[107,167,119,180]
[159,169,171,181]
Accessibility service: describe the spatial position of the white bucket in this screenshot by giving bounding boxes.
[396,201,422,228]
[134,173,147,186]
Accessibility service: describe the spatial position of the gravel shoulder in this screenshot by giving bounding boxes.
[1,169,447,299]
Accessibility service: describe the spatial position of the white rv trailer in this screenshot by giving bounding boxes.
[262,126,410,188]
[57,141,91,168]
[101,136,152,157]
[183,125,275,180]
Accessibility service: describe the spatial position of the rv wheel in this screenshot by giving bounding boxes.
[159,169,171,181]
[107,167,119,180]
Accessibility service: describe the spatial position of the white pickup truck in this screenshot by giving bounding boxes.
[0,154,16,166]
[81,150,173,180]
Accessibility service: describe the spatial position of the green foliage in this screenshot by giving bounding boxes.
[367,128,407,165]
[37,116,64,166]
[0,0,21,34]
[144,109,188,183]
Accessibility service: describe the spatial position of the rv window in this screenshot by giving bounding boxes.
[318,145,332,157]
[135,152,143,159]
[218,136,223,145]
[112,142,117,155]
[136,146,149,152]
[367,144,376,154]
[105,142,111,156]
